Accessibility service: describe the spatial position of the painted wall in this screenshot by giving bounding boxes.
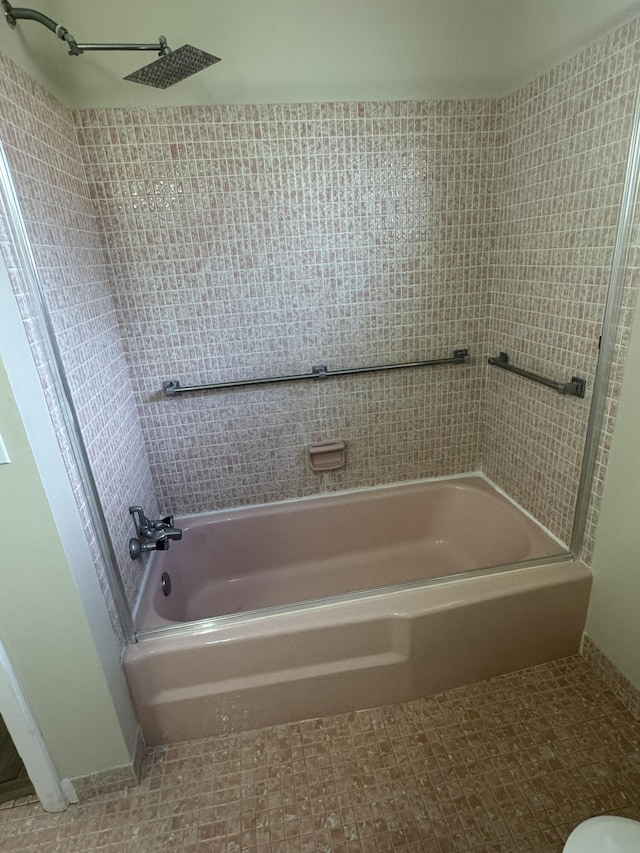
[0,0,69,102]
[0,353,132,778]
[499,0,640,93]
[1,1,640,107]
[586,246,640,691]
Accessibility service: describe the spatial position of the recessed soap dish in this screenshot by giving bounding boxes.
[308,440,347,472]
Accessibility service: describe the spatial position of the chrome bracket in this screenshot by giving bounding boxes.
[563,377,587,398]
[163,379,180,396]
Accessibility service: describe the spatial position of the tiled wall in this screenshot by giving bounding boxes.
[72,17,640,549]
[75,100,499,512]
[75,14,640,550]
[0,55,159,619]
[2,13,640,640]
[484,18,640,547]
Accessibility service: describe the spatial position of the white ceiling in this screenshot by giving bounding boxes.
[1,0,640,108]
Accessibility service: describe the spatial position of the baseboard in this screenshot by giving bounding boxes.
[581,634,640,720]
[70,726,147,802]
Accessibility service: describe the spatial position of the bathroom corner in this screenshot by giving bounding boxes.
[0,266,140,805]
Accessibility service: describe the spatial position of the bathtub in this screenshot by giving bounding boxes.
[124,475,591,745]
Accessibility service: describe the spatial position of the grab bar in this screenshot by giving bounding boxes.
[488,351,586,398]
[163,349,470,396]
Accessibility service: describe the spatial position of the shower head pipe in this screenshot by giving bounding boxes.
[1,1,221,87]
[2,1,80,54]
[2,1,171,58]
[68,41,171,55]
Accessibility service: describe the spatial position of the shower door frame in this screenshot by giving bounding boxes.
[569,78,640,556]
[0,140,135,646]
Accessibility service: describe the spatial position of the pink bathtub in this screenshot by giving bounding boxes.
[134,476,565,629]
[125,475,591,745]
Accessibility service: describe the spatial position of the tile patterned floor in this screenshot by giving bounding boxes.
[1,656,639,852]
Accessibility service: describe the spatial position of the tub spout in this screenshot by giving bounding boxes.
[153,525,183,546]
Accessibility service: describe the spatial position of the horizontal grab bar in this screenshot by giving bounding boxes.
[488,352,586,398]
[163,349,470,396]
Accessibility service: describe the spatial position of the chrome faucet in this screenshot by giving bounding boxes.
[129,506,182,560]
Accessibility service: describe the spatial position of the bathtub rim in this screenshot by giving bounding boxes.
[133,471,567,610]
[133,470,571,642]
[134,551,573,642]
[145,470,568,549]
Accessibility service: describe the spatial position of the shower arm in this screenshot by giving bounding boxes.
[2,2,171,57]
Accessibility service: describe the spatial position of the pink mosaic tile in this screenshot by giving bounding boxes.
[483,17,640,549]
[70,14,640,552]
[74,99,499,514]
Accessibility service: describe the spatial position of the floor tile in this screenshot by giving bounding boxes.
[1,656,639,851]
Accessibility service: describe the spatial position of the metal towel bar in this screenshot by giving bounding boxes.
[163,348,470,396]
[488,351,586,398]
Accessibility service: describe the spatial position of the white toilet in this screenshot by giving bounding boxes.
[563,816,640,852]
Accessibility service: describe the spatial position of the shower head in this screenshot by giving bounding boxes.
[124,43,221,89]
[1,2,221,88]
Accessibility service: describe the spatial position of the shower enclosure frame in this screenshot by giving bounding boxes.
[569,78,640,557]
[0,140,136,646]
[2,77,640,646]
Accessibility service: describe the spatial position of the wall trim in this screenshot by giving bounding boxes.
[70,727,146,801]
[581,633,640,720]
[0,637,69,812]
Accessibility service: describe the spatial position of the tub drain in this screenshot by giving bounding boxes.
[161,571,172,596]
